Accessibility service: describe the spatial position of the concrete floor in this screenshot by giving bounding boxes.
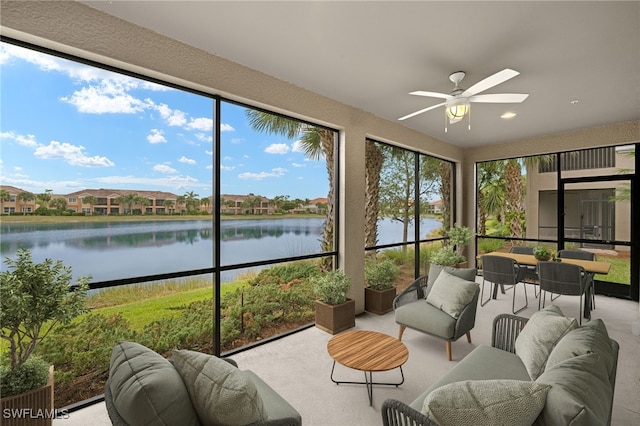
[56,280,640,426]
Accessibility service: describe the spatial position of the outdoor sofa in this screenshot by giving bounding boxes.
[382,306,619,426]
[105,341,301,426]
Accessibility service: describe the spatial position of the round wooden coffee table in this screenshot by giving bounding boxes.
[327,330,408,406]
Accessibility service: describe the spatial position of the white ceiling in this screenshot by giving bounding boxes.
[83,1,640,148]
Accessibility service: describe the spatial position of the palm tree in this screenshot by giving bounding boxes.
[82,195,97,215]
[35,189,52,210]
[200,197,211,213]
[50,197,67,213]
[115,193,138,215]
[163,199,175,215]
[364,140,384,254]
[477,161,506,235]
[246,109,336,270]
[176,195,186,214]
[0,189,10,213]
[183,191,200,213]
[17,191,35,215]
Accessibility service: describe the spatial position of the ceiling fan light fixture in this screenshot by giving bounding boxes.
[445,101,469,124]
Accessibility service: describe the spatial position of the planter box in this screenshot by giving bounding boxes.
[364,286,396,315]
[315,299,355,334]
[0,366,54,426]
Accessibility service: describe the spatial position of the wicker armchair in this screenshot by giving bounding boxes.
[394,266,479,361]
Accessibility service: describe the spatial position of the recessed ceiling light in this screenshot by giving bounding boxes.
[501,112,517,119]
[570,99,579,105]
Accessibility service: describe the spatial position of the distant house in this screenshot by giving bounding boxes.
[219,194,273,215]
[428,200,443,214]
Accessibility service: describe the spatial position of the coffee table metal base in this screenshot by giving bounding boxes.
[330,361,405,406]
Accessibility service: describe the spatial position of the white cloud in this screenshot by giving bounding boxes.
[153,164,178,174]
[60,80,148,114]
[179,156,196,165]
[265,143,290,154]
[238,167,287,181]
[197,134,214,143]
[221,123,235,132]
[34,141,115,167]
[1,131,39,147]
[187,117,213,131]
[291,162,306,168]
[205,150,214,156]
[147,129,167,144]
[221,165,235,171]
[155,103,187,127]
[94,174,204,192]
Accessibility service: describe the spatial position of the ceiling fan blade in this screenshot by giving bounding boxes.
[398,102,446,121]
[409,91,452,99]
[469,93,530,103]
[461,68,520,97]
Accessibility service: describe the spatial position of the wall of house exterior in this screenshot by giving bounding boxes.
[0,0,464,313]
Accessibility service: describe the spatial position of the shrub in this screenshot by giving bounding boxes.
[0,356,50,397]
[248,262,318,287]
[478,238,506,253]
[311,270,351,305]
[365,260,398,290]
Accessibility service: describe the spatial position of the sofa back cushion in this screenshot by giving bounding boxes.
[545,319,614,374]
[426,270,479,319]
[535,352,612,425]
[172,349,268,426]
[515,305,577,379]
[108,341,201,426]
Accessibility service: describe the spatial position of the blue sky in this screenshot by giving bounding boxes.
[0,42,329,200]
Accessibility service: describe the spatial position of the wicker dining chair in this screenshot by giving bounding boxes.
[557,249,597,309]
[480,255,528,314]
[537,261,589,324]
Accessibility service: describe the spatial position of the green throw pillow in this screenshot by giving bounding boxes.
[426,270,479,319]
[172,349,268,426]
[421,380,550,426]
[515,305,577,379]
[536,352,612,425]
[426,264,477,290]
[108,341,200,426]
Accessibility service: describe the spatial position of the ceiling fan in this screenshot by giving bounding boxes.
[398,68,529,130]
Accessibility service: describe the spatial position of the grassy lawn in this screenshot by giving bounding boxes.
[86,278,248,329]
[595,254,630,284]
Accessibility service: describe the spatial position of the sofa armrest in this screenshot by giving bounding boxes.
[393,275,428,309]
[491,313,528,353]
[381,399,438,426]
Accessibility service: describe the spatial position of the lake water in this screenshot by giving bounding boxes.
[0,217,440,283]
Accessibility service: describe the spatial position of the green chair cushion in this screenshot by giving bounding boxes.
[426,270,479,319]
[395,301,457,338]
[108,341,200,426]
[515,305,577,379]
[421,379,550,426]
[172,349,268,426]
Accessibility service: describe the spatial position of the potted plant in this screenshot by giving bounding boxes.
[312,270,355,334]
[1,249,90,425]
[431,224,475,267]
[364,259,399,315]
[533,246,552,261]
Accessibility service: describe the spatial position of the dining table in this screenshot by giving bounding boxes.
[479,251,612,320]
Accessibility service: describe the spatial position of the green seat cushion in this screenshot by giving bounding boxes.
[409,345,530,411]
[535,352,612,425]
[515,305,578,379]
[395,301,457,338]
[108,341,200,426]
[172,349,268,426]
[546,319,614,374]
[422,380,550,426]
[426,270,479,319]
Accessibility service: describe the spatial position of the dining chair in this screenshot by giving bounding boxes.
[509,246,539,297]
[480,255,528,314]
[537,261,589,324]
[557,249,597,309]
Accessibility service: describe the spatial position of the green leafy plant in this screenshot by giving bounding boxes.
[311,270,351,305]
[0,356,50,396]
[0,248,90,395]
[431,224,475,266]
[365,260,398,290]
[533,246,552,261]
